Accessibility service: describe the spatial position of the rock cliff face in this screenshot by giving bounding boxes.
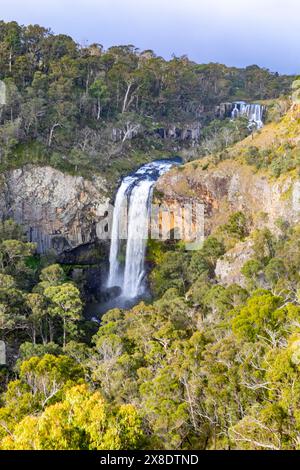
[0,166,110,254]
[215,240,255,287]
[156,158,300,287]
[111,101,259,147]
[156,160,300,236]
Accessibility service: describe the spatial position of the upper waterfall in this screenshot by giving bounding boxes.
[107,159,180,300]
[231,101,265,129]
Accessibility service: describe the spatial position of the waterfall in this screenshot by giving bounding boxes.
[107,159,179,300]
[107,176,135,289]
[123,179,154,298]
[231,101,264,129]
[232,103,239,119]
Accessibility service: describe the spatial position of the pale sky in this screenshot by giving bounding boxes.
[1,0,299,74]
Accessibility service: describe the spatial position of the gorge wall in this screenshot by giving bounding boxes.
[0,165,110,254]
[112,102,265,146]
[156,159,300,286]
[0,100,298,292]
[156,160,299,234]
[1,159,298,262]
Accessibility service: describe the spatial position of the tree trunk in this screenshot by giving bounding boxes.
[48,123,61,147]
[122,123,140,144]
[183,378,197,431]
[122,82,132,113]
[40,323,47,345]
[9,49,12,73]
[97,97,101,120]
[116,82,120,110]
[63,317,66,350]
[49,318,54,343]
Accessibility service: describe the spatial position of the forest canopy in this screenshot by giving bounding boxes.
[0,21,294,177]
[0,20,299,452]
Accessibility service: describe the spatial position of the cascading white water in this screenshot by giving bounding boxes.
[231,101,264,129]
[232,103,239,119]
[123,179,154,298]
[107,176,135,289]
[107,159,179,300]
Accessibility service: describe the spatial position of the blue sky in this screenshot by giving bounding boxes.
[1,0,299,74]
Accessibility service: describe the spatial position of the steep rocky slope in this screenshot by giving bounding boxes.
[156,105,300,235]
[156,105,300,286]
[156,159,299,234]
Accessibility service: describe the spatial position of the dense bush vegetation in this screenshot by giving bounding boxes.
[1,215,300,450]
[0,21,294,177]
[0,20,299,451]
[243,142,300,177]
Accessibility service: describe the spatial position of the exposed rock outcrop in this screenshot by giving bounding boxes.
[156,123,300,284]
[215,239,255,287]
[0,165,110,253]
[156,160,300,237]
[153,123,201,143]
[112,122,202,145]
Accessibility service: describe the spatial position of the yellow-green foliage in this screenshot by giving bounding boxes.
[292,80,300,104]
[0,384,144,450]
